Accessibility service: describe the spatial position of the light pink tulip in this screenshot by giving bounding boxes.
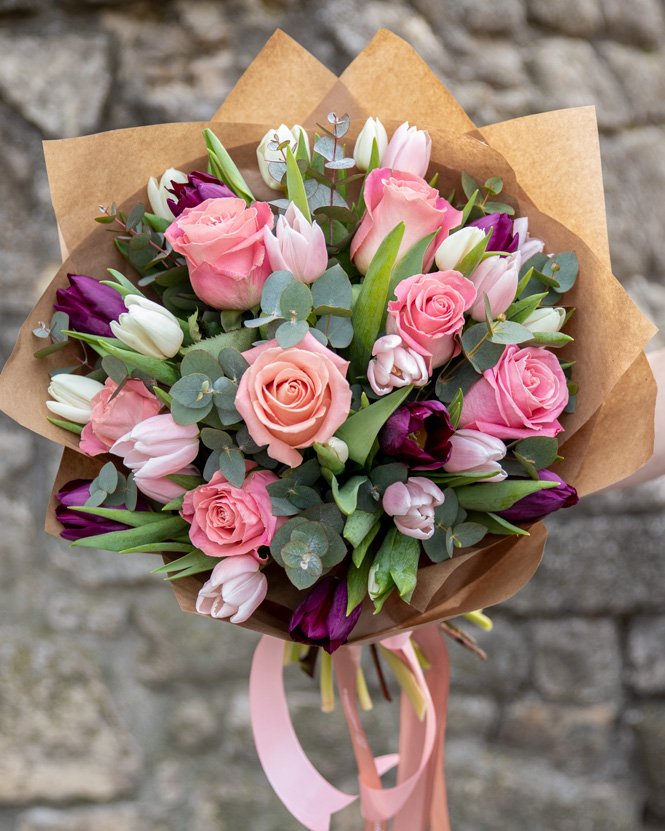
[512,217,545,262]
[264,202,329,284]
[460,344,568,440]
[80,378,162,456]
[134,464,200,504]
[382,122,432,178]
[196,554,267,623]
[468,251,521,321]
[443,429,507,482]
[367,334,429,396]
[350,168,462,276]
[111,413,199,501]
[383,476,445,540]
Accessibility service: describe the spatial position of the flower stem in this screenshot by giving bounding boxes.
[320,651,335,713]
[463,609,494,631]
[378,645,427,721]
[356,665,373,711]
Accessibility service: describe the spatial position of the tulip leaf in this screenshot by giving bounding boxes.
[349,221,405,378]
[505,292,548,323]
[66,506,165,527]
[344,509,382,550]
[152,548,216,580]
[204,128,254,205]
[100,341,179,386]
[454,231,490,279]
[335,385,413,465]
[285,145,311,222]
[69,515,189,551]
[368,530,398,612]
[351,518,382,569]
[166,473,205,490]
[106,268,146,298]
[489,319,533,345]
[455,479,560,512]
[448,388,464,429]
[347,552,372,614]
[526,331,574,348]
[388,530,421,603]
[462,324,505,373]
[465,510,530,536]
[46,416,84,435]
[331,475,368,516]
[122,542,191,553]
[387,230,439,306]
[218,446,246,488]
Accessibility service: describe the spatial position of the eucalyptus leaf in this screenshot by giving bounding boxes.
[276,319,310,347]
[462,325,505,373]
[218,446,246,488]
[315,314,353,348]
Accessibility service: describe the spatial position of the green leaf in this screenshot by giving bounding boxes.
[448,388,464,429]
[125,202,145,232]
[70,515,189,552]
[180,349,222,381]
[100,342,179,386]
[143,212,171,233]
[368,531,397,613]
[489,319,533,345]
[349,222,405,378]
[155,266,190,287]
[335,385,413,465]
[217,348,249,383]
[466,510,530,536]
[455,479,560,512]
[462,324,505,373]
[151,548,216,579]
[182,328,255,358]
[218,446,246,488]
[347,553,372,614]
[435,488,459,529]
[279,280,313,321]
[171,374,213,409]
[387,230,439,304]
[331,475,368,516]
[285,145,312,222]
[315,315,353,348]
[311,264,353,316]
[458,189,479,227]
[455,232,490,279]
[549,251,578,293]
[106,268,146,298]
[506,291,548,323]
[461,172,480,201]
[449,522,488,549]
[513,437,559,470]
[483,201,514,215]
[98,461,118,494]
[121,541,191,553]
[200,428,234,451]
[526,331,574,348]
[436,359,481,403]
[351,518,381,568]
[204,128,255,205]
[344,509,382,549]
[166,474,205,490]
[388,530,421,602]
[276,318,309,347]
[170,398,212,425]
[46,417,83,435]
[34,340,68,359]
[66,506,165,527]
[101,355,128,385]
[484,177,503,195]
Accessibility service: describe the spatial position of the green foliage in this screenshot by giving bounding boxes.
[335,385,413,465]
[271,511,347,589]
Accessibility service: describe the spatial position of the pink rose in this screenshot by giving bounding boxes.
[79,378,162,456]
[460,344,569,440]
[181,463,282,559]
[164,196,274,310]
[235,332,352,468]
[196,554,268,623]
[386,271,476,370]
[350,168,462,276]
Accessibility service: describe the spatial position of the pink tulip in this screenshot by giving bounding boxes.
[196,554,267,623]
[264,202,329,284]
[382,122,432,178]
[468,252,521,321]
[512,217,545,262]
[111,413,199,502]
[134,464,200,504]
[350,168,462,276]
[367,334,429,396]
[383,476,445,540]
[443,429,507,482]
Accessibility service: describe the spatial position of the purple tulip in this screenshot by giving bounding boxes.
[289,578,362,654]
[55,480,149,541]
[497,469,579,522]
[54,274,128,338]
[470,212,518,253]
[167,171,234,217]
[379,401,454,470]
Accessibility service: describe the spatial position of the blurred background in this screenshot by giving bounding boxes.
[1,1,664,830]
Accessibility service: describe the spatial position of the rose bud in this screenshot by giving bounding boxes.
[353,116,388,172]
[79,378,162,457]
[470,212,518,253]
[351,168,462,276]
[379,400,454,470]
[196,554,268,623]
[383,476,445,540]
[434,226,487,272]
[467,251,521,321]
[256,124,310,190]
[110,295,184,360]
[382,121,432,179]
[264,202,328,284]
[497,468,579,522]
[55,479,150,542]
[443,428,507,482]
[147,168,189,221]
[367,334,429,396]
[46,374,105,424]
[289,577,362,654]
[54,274,128,338]
[165,170,235,217]
[521,306,566,335]
[111,413,199,503]
[512,217,545,262]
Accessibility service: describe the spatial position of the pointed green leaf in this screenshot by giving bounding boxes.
[335,385,413,464]
[331,475,368,516]
[455,480,560,512]
[66,506,166,527]
[70,515,189,551]
[46,417,83,435]
[204,128,254,205]
[152,548,216,579]
[285,145,311,222]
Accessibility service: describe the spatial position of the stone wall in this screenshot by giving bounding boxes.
[0,1,664,829]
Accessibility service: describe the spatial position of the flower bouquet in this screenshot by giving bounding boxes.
[0,29,657,831]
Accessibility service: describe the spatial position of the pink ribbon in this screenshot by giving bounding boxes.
[249,625,451,831]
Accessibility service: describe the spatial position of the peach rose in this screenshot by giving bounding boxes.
[79,378,162,456]
[235,332,352,468]
[164,196,274,310]
[386,270,476,370]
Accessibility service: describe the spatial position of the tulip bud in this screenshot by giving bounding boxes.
[256,124,310,191]
[512,217,545,261]
[196,555,268,623]
[46,374,105,424]
[434,226,487,272]
[54,273,128,338]
[382,121,432,179]
[353,116,388,172]
[147,168,189,221]
[468,251,521,321]
[264,202,328,284]
[497,469,578,522]
[368,335,429,396]
[443,428,507,482]
[166,170,234,218]
[289,577,361,653]
[110,295,184,360]
[382,476,445,540]
[470,212,517,254]
[521,306,566,335]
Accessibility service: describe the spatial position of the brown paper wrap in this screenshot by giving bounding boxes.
[0,30,657,646]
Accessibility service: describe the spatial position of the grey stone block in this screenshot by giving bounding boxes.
[627,616,665,694]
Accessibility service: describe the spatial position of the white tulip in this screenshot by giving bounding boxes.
[322,437,349,465]
[110,295,184,360]
[353,117,388,172]
[46,374,104,424]
[434,226,487,272]
[147,168,189,221]
[521,306,566,334]
[256,124,309,190]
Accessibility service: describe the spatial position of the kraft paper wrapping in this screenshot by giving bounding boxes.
[0,30,657,646]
